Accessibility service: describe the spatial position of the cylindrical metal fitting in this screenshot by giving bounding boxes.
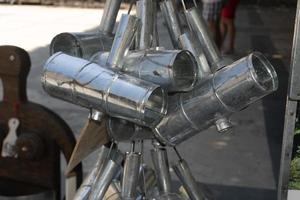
[185,7,224,70]
[107,14,140,68]
[99,0,122,35]
[160,0,183,48]
[151,147,172,195]
[89,150,124,200]
[42,53,167,128]
[107,117,154,142]
[73,146,109,200]
[179,32,211,80]
[154,52,278,145]
[50,32,114,60]
[93,49,198,92]
[121,152,142,200]
[173,159,205,200]
[136,0,155,49]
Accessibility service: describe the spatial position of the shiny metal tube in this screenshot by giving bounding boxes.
[121,152,142,200]
[107,117,154,142]
[179,32,211,80]
[50,32,113,60]
[42,53,167,128]
[173,159,205,200]
[136,0,155,49]
[92,49,198,92]
[154,52,278,146]
[73,146,109,200]
[89,151,124,200]
[151,147,172,195]
[138,165,157,194]
[160,0,183,48]
[99,0,122,35]
[185,7,225,70]
[107,14,140,68]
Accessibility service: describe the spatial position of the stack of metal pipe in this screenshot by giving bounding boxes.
[42,0,279,199]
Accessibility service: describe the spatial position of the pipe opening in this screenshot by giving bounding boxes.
[250,52,278,92]
[50,33,82,57]
[173,51,197,91]
[144,87,166,125]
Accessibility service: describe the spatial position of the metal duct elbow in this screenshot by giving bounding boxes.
[50,32,114,60]
[41,53,167,128]
[92,49,198,92]
[154,52,278,146]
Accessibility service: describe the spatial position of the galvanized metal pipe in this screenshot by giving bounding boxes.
[99,0,122,35]
[42,53,167,128]
[151,147,172,195]
[50,0,121,59]
[154,52,278,146]
[178,32,211,80]
[160,0,183,48]
[88,151,124,200]
[121,152,142,200]
[50,32,114,60]
[73,146,109,200]
[173,159,205,200]
[92,49,198,92]
[107,14,140,68]
[107,117,154,142]
[136,0,155,49]
[185,7,225,70]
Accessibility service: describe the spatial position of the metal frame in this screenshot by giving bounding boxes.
[278,0,300,199]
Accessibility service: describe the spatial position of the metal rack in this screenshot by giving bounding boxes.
[278,0,300,199]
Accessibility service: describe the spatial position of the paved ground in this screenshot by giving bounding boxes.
[0,4,296,200]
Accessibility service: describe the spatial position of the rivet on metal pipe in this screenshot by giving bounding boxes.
[88,150,124,200]
[92,49,198,92]
[160,0,183,48]
[179,32,211,80]
[151,147,172,195]
[107,14,141,68]
[173,159,205,200]
[41,53,167,128]
[136,0,155,49]
[185,7,227,71]
[99,0,122,35]
[121,152,142,200]
[154,52,278,146]
[73,145,109,200]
